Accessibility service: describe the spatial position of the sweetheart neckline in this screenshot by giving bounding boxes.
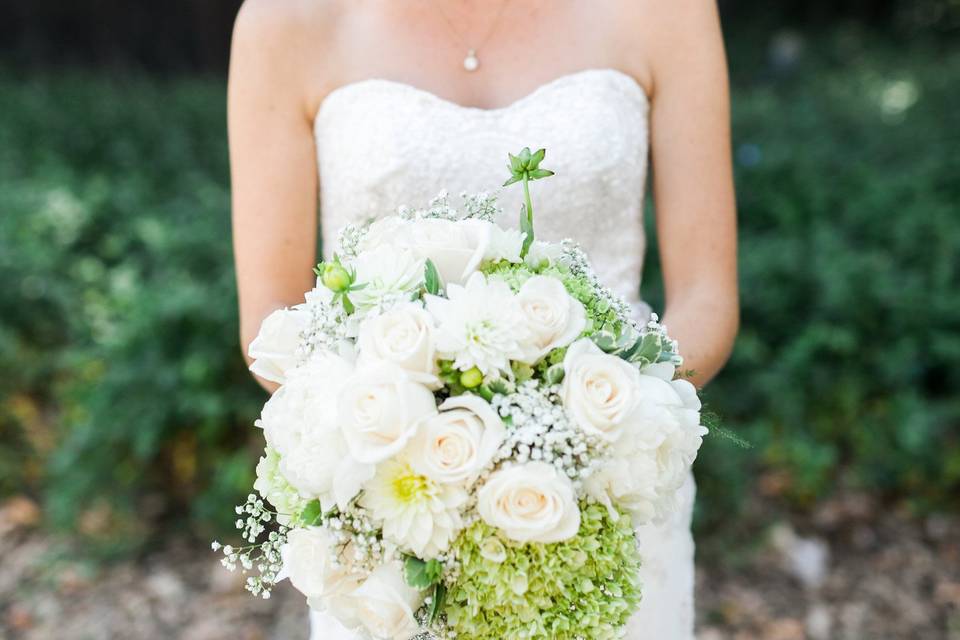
[314,68,649,124]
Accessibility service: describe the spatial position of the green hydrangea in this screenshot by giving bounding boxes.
[445,503,642,640]
[253,446,307,522]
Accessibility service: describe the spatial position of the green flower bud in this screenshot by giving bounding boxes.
[321,262,351,292]
[459,367,484,389]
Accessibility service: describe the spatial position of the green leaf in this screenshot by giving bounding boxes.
[529,148,546,168]
[519,147,532,166]
[592,331,618,352]
[299,499,323,526]
[487,378,512,395]
[545,363,565,385]
[632,333,663,364]
[424,259,441,295]
[403,555,443,589]
[428,582,447,624]
[502,175,522,187]
[476,383,495,402]
[508,153,523,172]
[529,168,555,180]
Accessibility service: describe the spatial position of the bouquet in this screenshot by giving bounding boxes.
[215,148,708,639]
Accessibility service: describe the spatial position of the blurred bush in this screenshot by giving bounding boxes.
[1,33,958,550]
[649,34,960,533]
[0,72,263,546]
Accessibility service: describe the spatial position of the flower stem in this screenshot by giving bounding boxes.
[522,177,533,229]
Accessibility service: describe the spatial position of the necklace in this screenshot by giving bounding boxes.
[435,0,510,72]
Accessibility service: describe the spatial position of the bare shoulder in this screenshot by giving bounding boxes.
[611,0,726,94]
[231,0,344,114]
[233,0,339,58]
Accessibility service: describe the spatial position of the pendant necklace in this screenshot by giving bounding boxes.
[436,0,511,72]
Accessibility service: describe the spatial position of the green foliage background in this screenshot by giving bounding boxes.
[1,32,957,548]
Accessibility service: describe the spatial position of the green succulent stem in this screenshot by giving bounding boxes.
[503,147,553,258]
[522,177,534,243]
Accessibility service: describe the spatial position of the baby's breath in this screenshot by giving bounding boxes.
[213,493,287,599]
[296,295,350,364]
[490,380,607,492]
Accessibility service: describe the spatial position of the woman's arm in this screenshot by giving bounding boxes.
[229,0,322,393]
[632,0,739,387]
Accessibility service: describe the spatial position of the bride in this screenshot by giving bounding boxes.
[229,1,738,637]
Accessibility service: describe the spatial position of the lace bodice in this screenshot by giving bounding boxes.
[314,68,650,312]
[310,68,695,640]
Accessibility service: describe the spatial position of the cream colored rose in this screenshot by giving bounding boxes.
[280,527,363,609]
[339,362,437,464]
[561,338,643,442]
[407,394,505,484]
[347,561,423,640]
[477,462,581,543]
[357,303,439,386]
[514,275,586,363]
[247,306,309,384]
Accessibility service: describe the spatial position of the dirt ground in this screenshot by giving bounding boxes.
[1,493,958,640]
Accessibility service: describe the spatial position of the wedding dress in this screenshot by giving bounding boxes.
[310,68,696,639]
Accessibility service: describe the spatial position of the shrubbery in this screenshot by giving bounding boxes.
[0,73,264,542]
[664,36,960,531]
[1,35,957,548]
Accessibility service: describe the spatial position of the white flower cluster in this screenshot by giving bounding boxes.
[228,195,709,640]
[213,493,286,599]
[490,380,606,490]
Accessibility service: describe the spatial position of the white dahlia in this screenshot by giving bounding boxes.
[425,272,531,376]
[360,458,466,558]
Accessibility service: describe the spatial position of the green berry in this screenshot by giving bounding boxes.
[459,367,484,389]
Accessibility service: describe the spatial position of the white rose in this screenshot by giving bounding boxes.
[247,306,309,384]
[357,303,439,386]
[346,561,423,640]
[399,218,491,285]
[477,462,581,543]
[350,244,425,313]
[339,362,438,464]
[280,527,363,608]
[561,338,643,442]
[407,394,505,484]
[257,356,374,511]
[359,216,407,252]
[514,275,586,362]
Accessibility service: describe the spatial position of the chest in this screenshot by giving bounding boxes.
[309,1,650,113]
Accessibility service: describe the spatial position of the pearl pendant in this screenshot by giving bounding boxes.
[463,49,480,72]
